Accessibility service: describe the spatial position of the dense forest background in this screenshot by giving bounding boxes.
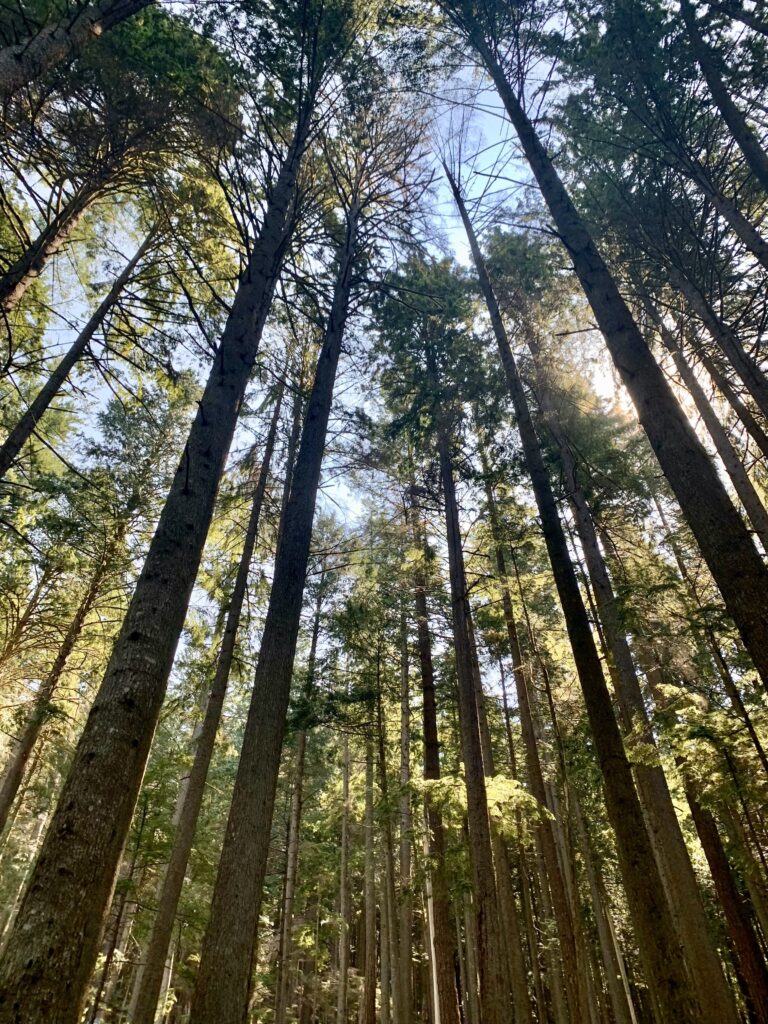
[1,1,768,1022]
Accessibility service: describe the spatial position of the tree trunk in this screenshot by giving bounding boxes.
[0,0,154,101]
[446,169,700,1023]
[680,0,768,193]
[648,307,768,547]
[435,419,510,1024]
[337,733,351,1024]
[450,40,768,693]
[0,182,101,311]
[188,206,358,1024]
[0,538,112,834]
[0,110,309,1024]
[375,679,403,1023]
[398,608,413,1021]
[274,583,322,1024]
[359,741,377,1024]
[128,383,284,1024]
[526,337,739,1024]
[0,229,154,480]
[409,507,461,1024]
[667,266,768,423]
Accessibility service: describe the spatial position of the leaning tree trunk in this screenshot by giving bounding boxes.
[0,0,154,102]
[680,0,768,194]
[409,507,462,1024]
[435,416,510,1024]
[452,33,768,692]
[0,180,104,311]
[128,383,284,1024]
[525,334,740,1024]
[0,537,114,834]
[0,107,310,1024]
[188,206,359,1024]
[0,229,155,480]
[645,305,768,547]
[446,170,700,1023]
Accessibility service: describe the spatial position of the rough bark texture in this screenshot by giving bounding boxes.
[0,0,154,101]
[0,115,307,1024]
[447,169,700,1023]
[449,37,768,690]
[0,230,154,480]
[128,385,284,1024]
[188,208,357,1024]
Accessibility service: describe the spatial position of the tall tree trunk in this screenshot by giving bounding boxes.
[337,734,351,1024]
[694,342,768,463]
[0,109,310,1024]
[435,417,510,1024]
[409,507,461,1024]
[680,0,768,193]
[0,536,113,834]
[359,741,377,1024]
[188,206,359,1024]
[646,306,768,546]
[446,171,700,1023]
[0,182,102,311]
[398,608,413,1021]
[0,229,155,480]
[445,39,768,693]
[480,469,582,1024]
[128,383,284,1024]
[666,266,768,422]
[526,338,740,1024]
[275,582,323,1024]
[0,0,154,101]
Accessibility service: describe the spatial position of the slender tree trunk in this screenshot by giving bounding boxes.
[129,384,284,1024]
[692,342,768,462]
[448,42,768,692]
[409,508,461,1024]
[376,681,403,1023]
[680,0,768,193]
[526,341,740,1024]
[274,584,322,1024]
[0,183,101,311]
[647,308,768,546]
[360,741,377,1024]
[0,0,154,101]
[480,470,582,1024]
[667,266,768,422]
[398,608,413,1021]
[446,172,700,1023]
[685,786,768,1024]
[337,733,351,1024]
[435,418,510,1024]
[188,207,358,1024]
[0,229,154,480]
[0,110,310,1024]
[0,538,112,834]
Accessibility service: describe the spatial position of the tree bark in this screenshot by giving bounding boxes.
[188,205,358,1024]
[0,0,154,101]
[337,734,351,1024]
[0,111,309,1024]
[398,608,413,1021]
[448,38,768,692]
[359,741,377,1024]
[680,0,768,194]
[128,383,284,1024]
[446,169,700,1023]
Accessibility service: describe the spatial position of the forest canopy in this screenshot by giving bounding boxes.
[0,1,767,1022]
